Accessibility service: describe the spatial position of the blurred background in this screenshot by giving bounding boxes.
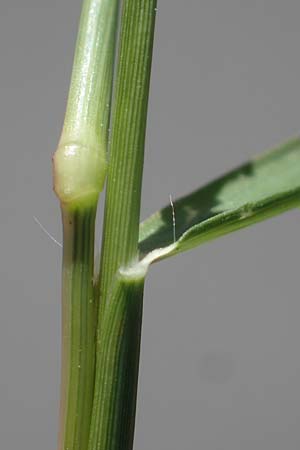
[1,1,300,449]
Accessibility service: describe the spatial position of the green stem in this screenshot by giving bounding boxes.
[58,206,96,450]
[54,2,120,450]
[97,0,157,316]
[88,271,145,450]
[53,0,120,210]
[63,0,119,150]
[88,1,157,449]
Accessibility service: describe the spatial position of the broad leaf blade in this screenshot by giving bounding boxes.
[139,138,300,261]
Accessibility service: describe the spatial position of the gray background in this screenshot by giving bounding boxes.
[1,1,300,449]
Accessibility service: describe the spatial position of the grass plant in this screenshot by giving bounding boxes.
[52,1,300,449]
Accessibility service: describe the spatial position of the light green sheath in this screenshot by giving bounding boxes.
[53,1,119,450]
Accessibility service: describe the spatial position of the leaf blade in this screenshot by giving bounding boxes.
[139,138,300,261]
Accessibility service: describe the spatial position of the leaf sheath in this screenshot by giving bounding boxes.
[88,272,145,450]
[58,207,96,450]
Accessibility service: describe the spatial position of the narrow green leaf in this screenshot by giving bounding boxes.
[139,138,300,262]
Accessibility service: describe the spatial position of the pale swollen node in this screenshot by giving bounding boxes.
[53,131,107,209]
